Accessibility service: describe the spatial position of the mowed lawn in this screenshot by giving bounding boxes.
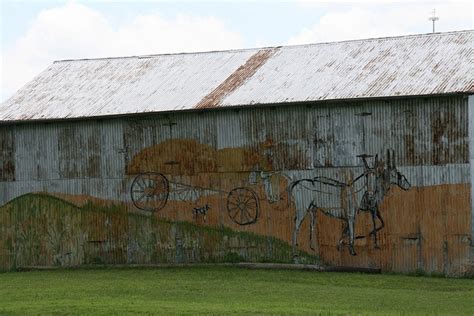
[0,267,473,315]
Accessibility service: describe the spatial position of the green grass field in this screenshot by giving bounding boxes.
[0,267,473,315]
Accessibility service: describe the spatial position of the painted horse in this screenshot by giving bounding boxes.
[289,150,410,259]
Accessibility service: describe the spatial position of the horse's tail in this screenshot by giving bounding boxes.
[287,181,297,207]
[287,179,304,207]
[288,178,320,207]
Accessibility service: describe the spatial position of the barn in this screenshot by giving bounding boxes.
[0,30,472,276]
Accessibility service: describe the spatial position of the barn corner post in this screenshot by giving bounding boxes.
[468,94,474,263]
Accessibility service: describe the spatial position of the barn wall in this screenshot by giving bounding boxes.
[0,95,472,275]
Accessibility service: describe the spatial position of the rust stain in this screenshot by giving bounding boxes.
[124,138,472,275]
[313,184,471,274]
[195,48,278,109]
[430,109,468,165]
[1,160,15,181]
[153,180,471,275]
[127,137,308,175]
[431,110,450,165]
[127,139,218,176]
[1,174,470,275]
[404,134,415,165]
[0,130,15,181]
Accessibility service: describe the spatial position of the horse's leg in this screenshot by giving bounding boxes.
[344,190,357,256]
[375,208,385,233]
[370,208,379,249]
[337,222,348,251]
[291,214,300,259]
[367,207,386,249]
[292,208,308,262]
[347,215,356,256]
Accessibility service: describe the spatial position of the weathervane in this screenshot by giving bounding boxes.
[428,9,439,33]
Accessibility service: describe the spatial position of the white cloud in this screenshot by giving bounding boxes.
[1,2,244,101]
[287,2,472,45]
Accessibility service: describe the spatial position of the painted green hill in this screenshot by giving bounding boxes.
[0,193,320,271]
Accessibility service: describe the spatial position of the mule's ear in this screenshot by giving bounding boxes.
[391,149,396,168]
[386,149,390,168]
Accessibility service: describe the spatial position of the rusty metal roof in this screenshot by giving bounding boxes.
[1,30,472,122]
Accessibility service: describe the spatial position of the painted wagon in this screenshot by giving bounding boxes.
[129,171,284,225]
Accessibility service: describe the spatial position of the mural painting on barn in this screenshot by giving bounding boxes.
[1,97,472,275]
[126,138,290,242]
[126,138,411,260]
[0,193,318,269]
[130,172,260,226]
[290,150,410,259]
[1,134,471,275]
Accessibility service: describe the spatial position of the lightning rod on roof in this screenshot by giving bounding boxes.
[428,9,439,33]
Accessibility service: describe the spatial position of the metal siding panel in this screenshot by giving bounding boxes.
[57,121,101,179]
[1,95,471,275]
[99,120,125,179]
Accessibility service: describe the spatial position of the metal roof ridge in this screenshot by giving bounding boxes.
[53,47,264,63]
[53,29,473,64]
[281,29,473,49]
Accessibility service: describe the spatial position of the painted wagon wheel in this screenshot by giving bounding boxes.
[227,188,259,225]
[131,173,169,212]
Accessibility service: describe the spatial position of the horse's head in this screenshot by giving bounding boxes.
[381,150,411,191]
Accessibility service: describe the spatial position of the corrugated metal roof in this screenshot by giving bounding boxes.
[1,30,472,122]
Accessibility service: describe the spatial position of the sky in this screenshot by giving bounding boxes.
[0,0,472,102]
